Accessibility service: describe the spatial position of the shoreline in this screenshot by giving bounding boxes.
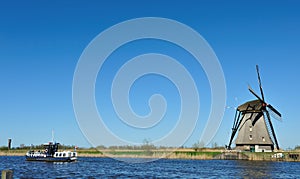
[1,149,300,162]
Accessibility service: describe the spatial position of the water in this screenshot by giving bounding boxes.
[1,156,300,178]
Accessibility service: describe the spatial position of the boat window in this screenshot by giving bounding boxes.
[63,153,66,157]
[59,153,62,157]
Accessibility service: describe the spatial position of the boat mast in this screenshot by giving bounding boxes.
[52,129,54,143]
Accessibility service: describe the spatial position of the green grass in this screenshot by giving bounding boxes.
[174,151,221,157]
[105,151,154,156]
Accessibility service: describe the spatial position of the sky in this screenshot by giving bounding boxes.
[0,0,300,150]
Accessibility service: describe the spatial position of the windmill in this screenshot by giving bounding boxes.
[227,65,282,152]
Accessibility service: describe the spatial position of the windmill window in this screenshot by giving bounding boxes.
[249,135,253,140]
[249,126,252,132]
[262,137,265,142]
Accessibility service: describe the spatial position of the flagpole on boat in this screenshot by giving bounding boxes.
[52,129,54,143]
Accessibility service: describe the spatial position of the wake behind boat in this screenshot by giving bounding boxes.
[26,142,77,162]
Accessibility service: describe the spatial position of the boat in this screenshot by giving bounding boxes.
[26,142,77,162]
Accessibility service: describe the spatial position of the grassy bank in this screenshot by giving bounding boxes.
[1,148,299,162]
[83,149,222,160]
[0,149,27,156]
[0,148,222,159]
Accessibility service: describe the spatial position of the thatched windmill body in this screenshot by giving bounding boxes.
[227,65,282,152]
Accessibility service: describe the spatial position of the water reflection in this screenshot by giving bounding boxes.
[235,160,274,178]
[234,160,300,178]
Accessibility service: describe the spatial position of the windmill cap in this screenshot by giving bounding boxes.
[237,99,262,112]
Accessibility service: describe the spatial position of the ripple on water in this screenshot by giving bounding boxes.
[1,156,300,178]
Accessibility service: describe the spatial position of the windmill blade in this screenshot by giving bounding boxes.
[256,65,265,101]
[267,104,282,118]
[265,110,280,150]
[248,85,264,102]
[252,112,263,126]
[267,105,282,122]
[269,109,283,122]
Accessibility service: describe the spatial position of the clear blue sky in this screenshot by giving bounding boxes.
[0,1,299,149]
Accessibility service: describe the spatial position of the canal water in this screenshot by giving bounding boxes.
[1,156,300,178]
